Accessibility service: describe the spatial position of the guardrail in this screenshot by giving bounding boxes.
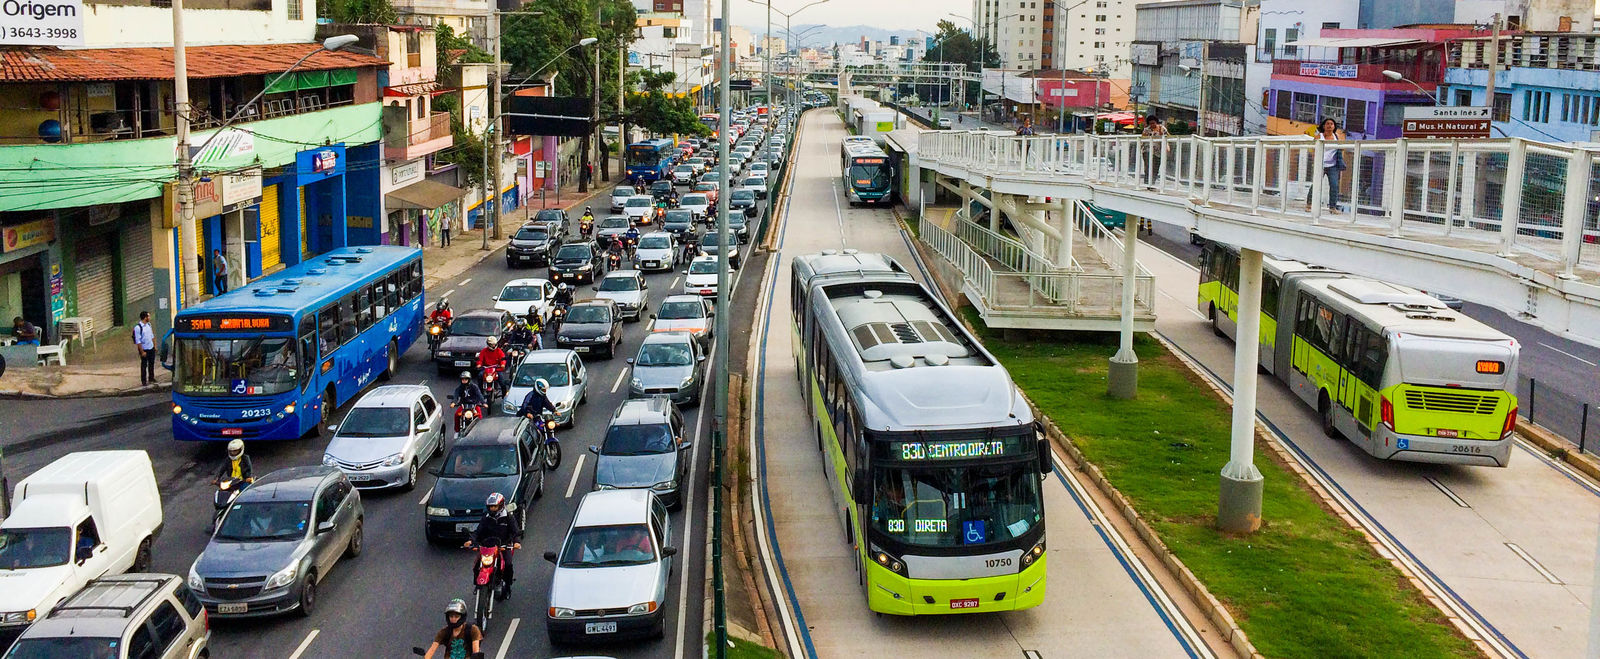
[921,132,1600,278]
[924,218,1155,316]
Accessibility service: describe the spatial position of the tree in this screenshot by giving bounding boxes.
[318,0,396,25]
[627,70,711,137]
[436,24,490,66]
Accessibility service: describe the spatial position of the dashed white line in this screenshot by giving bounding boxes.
[1158,289,1208,320]
[417,486,433,505]
[565,453,587,498]
[286,629,319,659]
[1426,477,1470,508]
[492,617,520,659]
[672,275,682,288]
[442,289,456,300]
[610,369,628,393]
[459,278,472,286]
[1537,341,1598,366]
[1506,542,1563,584]
[672,345,713,659]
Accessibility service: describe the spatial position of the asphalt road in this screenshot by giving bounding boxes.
[0,166,777,658]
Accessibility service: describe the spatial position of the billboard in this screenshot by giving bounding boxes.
[506,96,594,138]
[1,0,83,46]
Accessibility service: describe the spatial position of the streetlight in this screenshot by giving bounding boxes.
[1382,69,1441,103]
[746,0,832,110]
[172,31,359,305]
[491,36,598,248]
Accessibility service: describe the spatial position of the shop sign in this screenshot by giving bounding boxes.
[1130,43,1158,67]
[164,177,224,224]
[2,218,56,252]
[535,161,548,178]
[0,0,85,47]
[1298,63,1358,79]
[388,160,425,189]
[220,168,262,210]
[294,144,346,182]
[189,127,255,167]
[312,149,338,174]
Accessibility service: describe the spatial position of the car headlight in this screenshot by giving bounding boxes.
[631,378,643,389]
[503,401,519,415]
[595,483,616,490]
[577,263,593,271]
[321,454,337,467]
[264,564,298,590]
[549,607,576,619]
[627,601,659,614]
[3,609,37,624]
[426,506,450,517]
[680,376,695,388]
[652,480,676,491]
[187,562,204,591]
[382,453,405,467]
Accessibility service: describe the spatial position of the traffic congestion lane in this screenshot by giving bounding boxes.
[1136,233,1600,659]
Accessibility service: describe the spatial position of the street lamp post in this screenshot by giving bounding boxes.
[1381,69,1441,103]
[750,0,832,110]
[171,29,358,305]
[1053,0,1091,133]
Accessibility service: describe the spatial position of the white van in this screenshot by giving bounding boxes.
[0,451,163,637]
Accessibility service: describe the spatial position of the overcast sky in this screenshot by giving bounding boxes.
[726,0,968,33]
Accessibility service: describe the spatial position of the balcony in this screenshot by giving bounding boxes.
[1271,59,1440,84]
[384,108,453,161]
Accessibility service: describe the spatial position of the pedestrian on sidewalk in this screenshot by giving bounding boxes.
[582,162,594,188]
[441,217,452,247]
[133,311,156,386]
[11,316,40,345]
[211,249,229,295]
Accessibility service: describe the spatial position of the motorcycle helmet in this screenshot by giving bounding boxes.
[226,439,244,459]
[459,371,472,382]
[445,598,468,617]
[485,492,506,510]
[559,283,572,292]
[585,206,592,212]
[486,336,498,347]
[534,378,549,395]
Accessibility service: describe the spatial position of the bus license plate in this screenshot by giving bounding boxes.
[216,603,247,614]
[221,428,242,437]
[1436,428,1459,438]
[950,598,980,610]
[585,622,617,634]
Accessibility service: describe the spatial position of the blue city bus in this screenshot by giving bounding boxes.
[626,138,677,182]
[167,246,425,441]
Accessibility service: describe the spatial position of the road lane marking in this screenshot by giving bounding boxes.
[673,347,712,659]
[610,369,628,393]
[287,629,319,659]
[493,617,520,659]
[443,289,456,299]
[1426,477,1471,508]
[459,278,472,286]
[672,275,682,288]
[829,181,847,247]
[1505,543,1563,584]
[1537,341,1598,366]
[565,453,587,498]
[1158,289,1208,320]
[417,485,433,505]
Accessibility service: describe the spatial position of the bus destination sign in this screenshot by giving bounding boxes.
[177,314,293,332]
[888,436,1024,461]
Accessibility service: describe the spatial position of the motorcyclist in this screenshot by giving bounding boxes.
[504,319,533,350]
[475,337,507,396]
[681,231,700,260]
[422,598,482,659]
[521,312,543,350]
[605,238,625,267]
[517,378,559,422]
[581,206,595,223]
[452,370,486,420]
[622,225,641,255]
[551,283,574,308]
[428,300,453,328]
[465,492,523,591]
[214,439,254,485]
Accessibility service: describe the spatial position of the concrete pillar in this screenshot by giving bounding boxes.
[224,209,246,289]
[1054,201,1073,268]
[989,193,1001,233]
[1107,220,1139,399]
[330,178,349,249]
[1218,247,1265,533]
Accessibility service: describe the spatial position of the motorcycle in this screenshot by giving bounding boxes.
[449,397,483,438]
[580,216,594,238]
[478,363,506,408]
[465,543,512,632]
[211,478,244,532]
[606,251,623,271]
[426,320,447,353]
[536,411,561,470]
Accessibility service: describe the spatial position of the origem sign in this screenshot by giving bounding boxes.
[1,0,84,46]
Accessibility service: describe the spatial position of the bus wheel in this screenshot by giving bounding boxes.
[1318,394,1338,439]
[382,341,398,380]
[319,388,335,435]
[1209,305,1225,338]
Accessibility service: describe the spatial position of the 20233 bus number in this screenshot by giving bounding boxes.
[240,408,272,419]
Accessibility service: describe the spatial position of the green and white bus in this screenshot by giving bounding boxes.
[789,251,1051,615]
[1199,243,1520,466]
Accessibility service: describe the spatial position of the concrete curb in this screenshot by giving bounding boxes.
[1516,420,1600,482]
[0,381,171,400]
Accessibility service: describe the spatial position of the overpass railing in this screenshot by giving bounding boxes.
[922,132,1600,277]
[924,217,1155,316]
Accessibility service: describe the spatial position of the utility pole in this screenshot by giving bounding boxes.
[490,8,503,241]
[712,0,733,655]
[1194,41,1209,137]
[172,0,200,305]
[618,40,628,177]
[765,0,773,108]
[1485,13,1501,118]
[594,4,606,186]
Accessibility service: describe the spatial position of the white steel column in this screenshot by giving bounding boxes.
[1106,221,1139,399]
[1218,247,1265,533]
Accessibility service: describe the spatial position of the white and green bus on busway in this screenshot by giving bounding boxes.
[787,251,1051,615]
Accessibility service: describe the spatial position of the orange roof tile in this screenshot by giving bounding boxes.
[1,42,386,82]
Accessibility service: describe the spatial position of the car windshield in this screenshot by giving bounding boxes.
[214,501,311,542]
[869,462,1042,548]
[626,198,652,208]
[743,178,763,186]
[636,342,693,367]
[731,191,754,202]
[657,301,704,320]
[555,245,592,260]
[499,285,543,301]
[175,336,298,396]
[664,211,692,223]
[688,260,718,275]
[439,444,519,478]
[514,227,548,241]
[600,217,631,229]
[336,407,411,437]
[676,166,693,173]
[683,195,707,205]
[514,361,569,387]
[613,188,633,198]
[0,527,71,569]
[598,277,640,293]
[602,423,675,455]
[536,210,564,221]
[557,524,655,567]
[565,306,610,324]
[449,317,499,337]
[3,637,124,658]
[639,235,673,249]
[693,185,715,192]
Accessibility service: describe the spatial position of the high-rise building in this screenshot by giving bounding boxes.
[973,0,1133,85]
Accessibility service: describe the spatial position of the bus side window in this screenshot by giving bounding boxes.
[1358,329,1387,387]
[339,293,360,344]
[1199,245,1216,283]
[298,316,317,387]
[409,261,423,300]
[1340,321,1362,371]
[373,279,388,322]
[1262,276,1281,320]
[356,286,374,331]
[318,304,339,356]
[385,273,401,311]
[1224,250,1239,291]
[1296,293,1315,337]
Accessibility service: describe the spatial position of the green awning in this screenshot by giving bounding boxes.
[296,70,329,90]
[265,72,296,94]
[329,69,358,86]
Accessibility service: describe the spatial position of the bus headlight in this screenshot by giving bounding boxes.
[284,402,296,415]
[172,404,182,414]
[872,549,905,575]
[1020,540,1046,568]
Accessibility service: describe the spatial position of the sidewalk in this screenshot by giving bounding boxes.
[0,181,612,399]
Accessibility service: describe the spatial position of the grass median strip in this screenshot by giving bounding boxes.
[965,314,1476,658]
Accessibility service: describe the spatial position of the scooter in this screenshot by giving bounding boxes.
[211,478,244,533]
[606,251,623,271]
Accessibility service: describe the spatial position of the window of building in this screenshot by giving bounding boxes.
[1454,89,1472,106]
[286,0,301,20]
[1260,28,1276,62]
[1096,14,1106,21]
[1094,41,1104,48]
[1321,22,1340,30]
[1095,28,1105,35]
[1320,95,1346,124]
[1274,90,1291,118]
[1493,92,1511,122]
[1293,92,1318,123]
[1381,102,1409,127]
[1283,28,1298,57]
[1347,100,1367,133]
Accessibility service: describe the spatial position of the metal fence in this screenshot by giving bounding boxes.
[1517,376,1600,455]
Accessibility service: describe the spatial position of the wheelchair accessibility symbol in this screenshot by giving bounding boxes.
[1396,438,1410,450]
[231,379,248,395]
[962,520,986,545]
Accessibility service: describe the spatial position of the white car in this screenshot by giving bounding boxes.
[610,186,634,212]
[671,165,695,184]
[679,193,710,218]
[501,349,588,425]
[544,490,675,642]
[633,232,678,272]
[682,256,720,298]
[323,385,446,490]
[594,270,648,321]
[492,278,554,323]
[623,195,654,223]
[937,117,953,129]
[739,176,768,200]
[748,162,770,178]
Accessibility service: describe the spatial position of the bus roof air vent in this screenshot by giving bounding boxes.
[252,289,276,297]
[282,279,303,286]
[863,290,883,299]
[353,247,373,254]
[889,354,915,369]
[924,353,950,366]
[307,267,328,276]
[820,249,840,256]
[842,248,859,255]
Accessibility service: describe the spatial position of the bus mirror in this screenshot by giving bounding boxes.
[852,475,870,504]
[159,332,174,370]
[1038,439,1054,476]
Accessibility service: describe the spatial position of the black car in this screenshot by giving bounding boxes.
[556,299,623,359]
[548,242,605,285]
[423,417,546,544]
[531,208,571,236]
[649,179,675,202]
[433,309,513,374]
[661,209,695,236]
[506,223,558,267]
[728,189,758,218]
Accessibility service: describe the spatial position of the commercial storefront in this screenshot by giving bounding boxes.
[383,158,464,248]
[0,213,59,343]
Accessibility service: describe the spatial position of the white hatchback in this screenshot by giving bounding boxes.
[322,385,446,491]
[492,278,553,323]
[682,256,720,298]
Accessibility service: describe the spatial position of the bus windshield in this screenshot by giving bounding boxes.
[175,336,299,396]
[849,164,891,191]
[627,146,662,167]
[870,462,1041,548]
